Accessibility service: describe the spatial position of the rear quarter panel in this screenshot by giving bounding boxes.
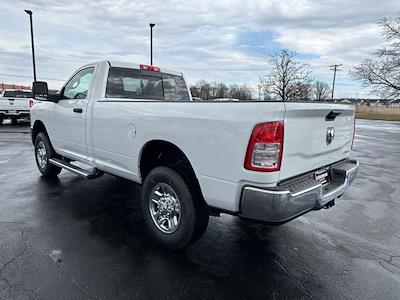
[91,101,285,211]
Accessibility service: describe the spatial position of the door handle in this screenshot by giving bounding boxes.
[73,108,83,113]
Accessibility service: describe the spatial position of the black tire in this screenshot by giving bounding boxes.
[0,116,3,125]
[141,166,209,250]
[34,132,62,178]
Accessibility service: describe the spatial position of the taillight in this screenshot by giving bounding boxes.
[244,121,284,172]
[140,64,160,72]
[29,99,34,108]
[351,116,356,149]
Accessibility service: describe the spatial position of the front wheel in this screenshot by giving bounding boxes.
[34,132,62,178]
[141,166,209,249]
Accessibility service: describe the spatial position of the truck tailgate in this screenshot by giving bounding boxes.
[2,98,30,110]
[279,102,355,181]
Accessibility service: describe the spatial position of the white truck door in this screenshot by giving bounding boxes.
[51,67,95,159]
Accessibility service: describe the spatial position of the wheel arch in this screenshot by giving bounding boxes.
[31,120,53,147]
[138,140,206,205]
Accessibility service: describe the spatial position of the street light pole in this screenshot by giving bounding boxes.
[149,23,155,65]
[24,9,36,82]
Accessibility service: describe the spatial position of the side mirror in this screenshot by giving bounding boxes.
[32,81,60,103]
[32,81,48,100]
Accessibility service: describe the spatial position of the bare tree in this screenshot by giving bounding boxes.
[313,81,331,101]
[189,85,200,98]
[190,81,252,100]
[352,15,400,98]
[190,80,213,100]
[216,82,229,98]
[260,49,311,101]
[210,81,218,99]
[292,81,313,100]
[229,84,253,100]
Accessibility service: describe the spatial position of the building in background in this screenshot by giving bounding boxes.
[0,83,31,92]
[389,99,400,108]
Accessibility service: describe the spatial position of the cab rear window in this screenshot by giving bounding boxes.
[105,67,190,101]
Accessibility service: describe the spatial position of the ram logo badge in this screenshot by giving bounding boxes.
[326,127,335,145]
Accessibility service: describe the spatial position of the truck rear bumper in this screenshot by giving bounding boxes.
[239,159,359,224]
[0,110,30,118]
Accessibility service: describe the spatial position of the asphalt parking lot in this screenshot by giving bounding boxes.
[0,119,399,299]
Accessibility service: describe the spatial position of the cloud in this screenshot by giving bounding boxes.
[0,0,398,97]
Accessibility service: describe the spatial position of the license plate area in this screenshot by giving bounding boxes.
[8,110,17,114]
[314,169,330,185]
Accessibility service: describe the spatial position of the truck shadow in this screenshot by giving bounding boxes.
[34,174,312,298]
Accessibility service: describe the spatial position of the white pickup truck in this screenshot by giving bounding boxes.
[0,89,34,124]
[30,61,359,249]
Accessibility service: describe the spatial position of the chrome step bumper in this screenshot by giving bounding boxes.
[239,159,359,224]
[0,110,30,117]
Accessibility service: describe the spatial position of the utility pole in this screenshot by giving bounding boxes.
[149,23,155,65]
[330,64,342,100]
[24,10,37,81]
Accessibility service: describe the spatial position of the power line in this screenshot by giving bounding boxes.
[329,64,342,100]
[308,65,336,69]
[179,64,336,72]
[0,73,65,82]
[335,82,359,87]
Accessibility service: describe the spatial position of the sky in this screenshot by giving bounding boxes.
[0,0,398,98]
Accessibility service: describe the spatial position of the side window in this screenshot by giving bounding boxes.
[162,74,190,101]
[62,67,94,100]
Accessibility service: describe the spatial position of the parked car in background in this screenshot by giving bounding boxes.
[0,89,35,124]
[30,61,358,249]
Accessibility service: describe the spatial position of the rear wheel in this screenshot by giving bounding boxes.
[34,132,62,178]
[141,166,209,249]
